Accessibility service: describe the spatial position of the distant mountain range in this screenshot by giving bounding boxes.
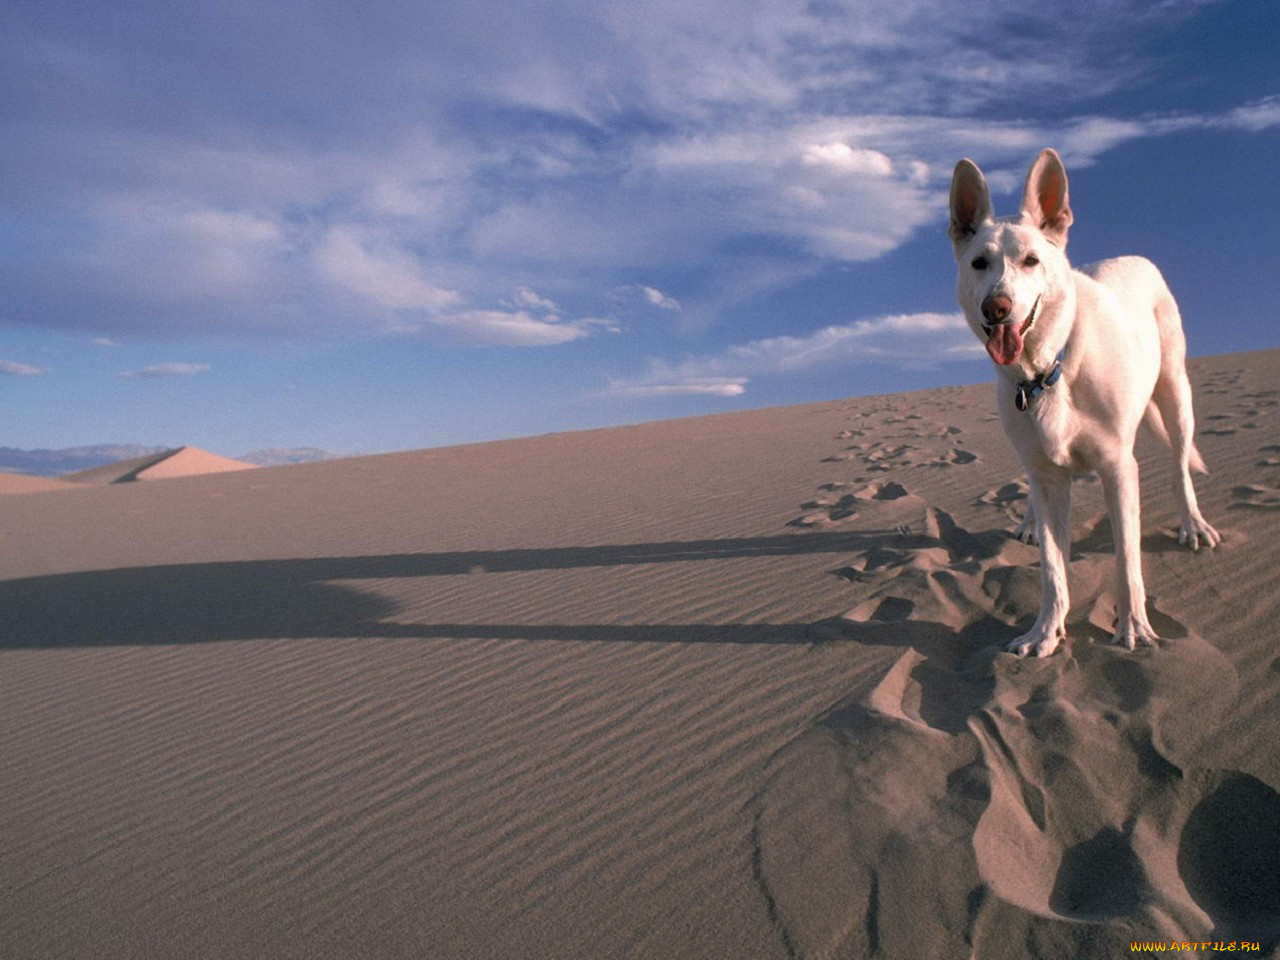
[238,447,345,467]
[0,445,343,476]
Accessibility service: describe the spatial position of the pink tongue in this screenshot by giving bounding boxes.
[986,323,1023,365]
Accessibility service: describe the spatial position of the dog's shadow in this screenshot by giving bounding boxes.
[0,531,942,650]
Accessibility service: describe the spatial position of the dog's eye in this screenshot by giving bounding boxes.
[1024,255,1040,267]
[971,256,989,271]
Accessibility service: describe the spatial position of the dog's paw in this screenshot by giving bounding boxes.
[1112,615,1159,651]
[1013,513,1038,544]
[1178,515,1220,551]
[1006,626,1063,658]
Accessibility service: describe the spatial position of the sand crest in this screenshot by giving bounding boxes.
[1,349,1277,959]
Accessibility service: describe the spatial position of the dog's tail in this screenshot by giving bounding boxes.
[1143,401,1209,474]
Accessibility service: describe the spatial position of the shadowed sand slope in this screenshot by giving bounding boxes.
[1,349,1278,959]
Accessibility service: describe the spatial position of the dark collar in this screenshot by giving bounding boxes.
[1015,352,1064,411]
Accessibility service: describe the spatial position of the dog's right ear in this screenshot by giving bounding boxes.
[949,159,991,255]
[1021,148,1072,248]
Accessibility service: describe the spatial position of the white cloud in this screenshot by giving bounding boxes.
[718,312,983,373]
[432,309,594,347]
[642,286,681,311]
[801,144,894,177]
[5,0,1275,358]
[513,287,561,313]
[1220,94,1280,133]
[309,226,605,344]
[88,196,293,304]
[605,376,748,399]
[642,124,940,262]
[118,363,211,380]
[312,225,461,314]
[610,312,983,398]
[0,358,47,376]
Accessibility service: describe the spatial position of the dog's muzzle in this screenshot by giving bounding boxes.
[981,294,1040,336]
[981,295,1042,366]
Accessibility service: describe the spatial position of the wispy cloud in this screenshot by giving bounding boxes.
[513,288,561,313]
[118,362,211,380]
[1222,94,1280,132]
[0,358,47,376]
[312,224,461,315]
[88,196,293,305]
[608,312,982,398]
[642,287,682,311]
[606,377,748,399]
[2,0,1275,361]
[432,310,598,347]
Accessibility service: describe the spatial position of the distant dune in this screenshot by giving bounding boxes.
[0,444,343,478]
[0,472,75,494]
[62,446,259,485]
[1,349,1278,960]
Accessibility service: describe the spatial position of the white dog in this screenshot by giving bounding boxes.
[948,148,1218,657]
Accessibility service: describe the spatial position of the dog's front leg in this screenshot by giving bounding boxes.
[1100,452,1158,649]
[1008,466,1071,657]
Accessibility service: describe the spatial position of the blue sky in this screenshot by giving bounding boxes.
[2,0,1278,456]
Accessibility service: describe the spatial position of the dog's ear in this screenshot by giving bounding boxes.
[1021,148,1073,247]
[949,159,991,255]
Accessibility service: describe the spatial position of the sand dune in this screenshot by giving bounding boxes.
[1,349,1277,959]
[64,445,259,485]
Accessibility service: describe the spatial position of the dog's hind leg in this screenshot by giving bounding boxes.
[1007,466,1071,657]
[1150,327,1220,550]
[1013,495,1038,544]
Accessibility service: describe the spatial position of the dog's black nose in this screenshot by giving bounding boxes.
[981,294,1013,325]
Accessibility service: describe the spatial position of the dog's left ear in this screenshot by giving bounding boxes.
[1021,149,1073,247]
[949,158,992,256]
